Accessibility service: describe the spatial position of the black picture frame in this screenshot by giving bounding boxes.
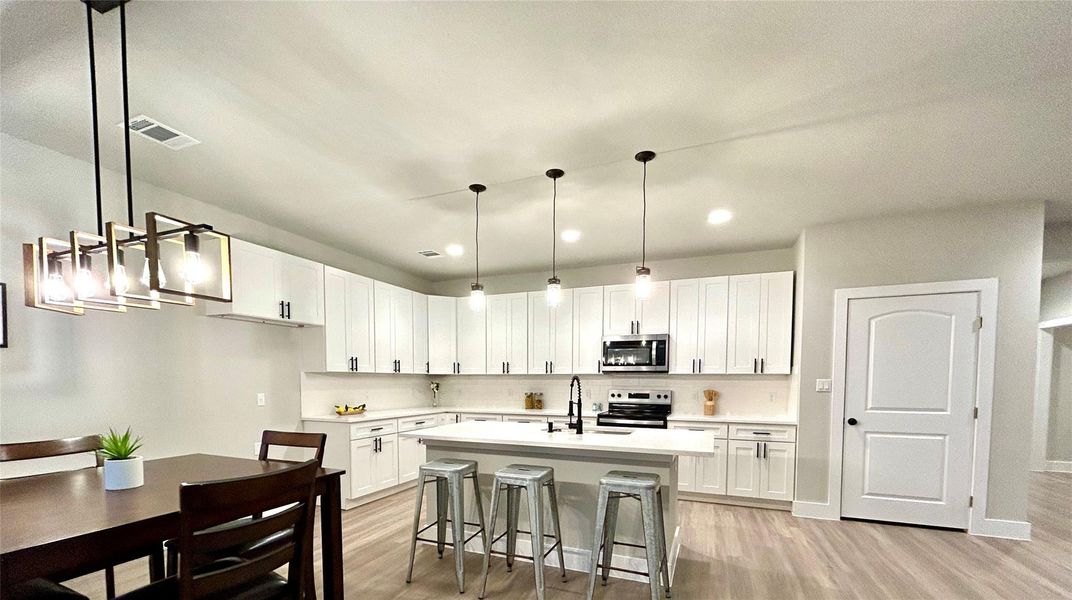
[1,282,7,348]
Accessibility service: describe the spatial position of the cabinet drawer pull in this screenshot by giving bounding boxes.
[752,431,772,436]
[371,427,384,432]
[688,428,704,432]
[414,421,426,426]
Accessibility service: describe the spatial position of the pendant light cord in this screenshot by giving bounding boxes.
[475,190,480,285]
[552,177,557,279]
[641,160,647,268]
[86,2,103,237]
[120,4,134,228]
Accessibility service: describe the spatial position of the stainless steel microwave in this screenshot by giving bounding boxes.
[601,334,670,373]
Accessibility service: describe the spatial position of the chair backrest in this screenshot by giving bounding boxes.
[177,460,319,600]
[258,430,327,466]
[0,435,103,467]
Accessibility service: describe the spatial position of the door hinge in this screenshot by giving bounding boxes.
[973,406,979,419]
[973,316,983,332]
[969,495,974,508]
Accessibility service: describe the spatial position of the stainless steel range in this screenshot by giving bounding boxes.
[596,389,673,429]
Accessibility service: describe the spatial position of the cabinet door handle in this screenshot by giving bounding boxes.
[349,357,354,371]
[508,361,511,374]
[279,300,285,319]
[756,442,761,458]
[753,358,758,374]
[760,358,765,373]
[698,358,702,372]
[762,442,768,459]
[691,358,696,373]
[550,361,553,373]
[285,301,291,320]
[426,361,430,374]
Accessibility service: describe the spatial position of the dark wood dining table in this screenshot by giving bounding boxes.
[0,454,345,599]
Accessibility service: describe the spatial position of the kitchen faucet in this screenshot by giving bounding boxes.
[567,375,583,434]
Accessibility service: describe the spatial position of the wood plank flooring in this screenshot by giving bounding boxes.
[65,472,1071,599]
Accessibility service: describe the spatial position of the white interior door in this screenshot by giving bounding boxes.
[841,292,979,529]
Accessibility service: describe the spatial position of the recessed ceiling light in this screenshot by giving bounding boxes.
[445,243,464,257]
[707,209,733,225]
[561,229,581,243]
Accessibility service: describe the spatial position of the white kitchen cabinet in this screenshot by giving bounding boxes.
[727,439,762,497]
[572,286,604,374]
[373,434,398,490]
[302,266,375,372]
[397,435,423,483]
[671,423,727,495]
[413,292,429,374]
[487,293,528,375]
[427,296,458,374]
[459,413,502,422]
[727,272,793,374]
[603,282,670,335]
[503,415,545,424]
[528,290,573,374]
[206,239,324,326]
[758,272,794,375]
[677,454,697,492]
[438,413,459,425]
[759,441,795,501]
[349,437,376,498]
[670,277,729,374]
[374,282,415,373]
[456,298,487,374]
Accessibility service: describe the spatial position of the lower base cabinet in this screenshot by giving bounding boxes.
[676,422,795,503]
[398,435,424,483]
[350,434,398,498]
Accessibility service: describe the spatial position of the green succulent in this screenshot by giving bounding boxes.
[99,427,143,460]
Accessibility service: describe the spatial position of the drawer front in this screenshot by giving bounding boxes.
[503,416,545,424]
[729,423,796,442]
[670,422,728,438]
[350,419,398,440]
[438,413,459,426]
[398,415,438,432]
[459,413,503,422]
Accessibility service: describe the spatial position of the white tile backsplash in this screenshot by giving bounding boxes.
[300,373,434,417]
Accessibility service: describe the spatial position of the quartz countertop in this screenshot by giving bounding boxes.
[302,406,795,426]
[404,421,717,457]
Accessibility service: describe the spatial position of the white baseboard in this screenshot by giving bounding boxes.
[969,518,1032,541]
[1036,460,1072,473]
[791,500,840,520]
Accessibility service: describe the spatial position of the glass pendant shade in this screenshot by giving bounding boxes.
[145,212,232,302]
[469,283,486,312]
[635,266,653,299]
[546,277,562,307]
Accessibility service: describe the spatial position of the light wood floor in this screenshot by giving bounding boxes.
[67,472,1071,599]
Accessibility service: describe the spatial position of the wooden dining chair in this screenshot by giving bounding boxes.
[115,460,320,600]
[0,435,161,599]
[165,430,327,576]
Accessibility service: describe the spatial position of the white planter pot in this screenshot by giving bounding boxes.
[104,456,144,490]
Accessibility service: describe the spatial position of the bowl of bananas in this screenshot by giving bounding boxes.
[334,404,367,416]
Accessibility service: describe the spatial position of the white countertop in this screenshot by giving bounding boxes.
[403,421,717,457]
[302,406,796,426]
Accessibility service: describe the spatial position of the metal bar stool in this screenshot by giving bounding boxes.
[406,458,488,593]
[586,470,671,600]
[479,464,567,600]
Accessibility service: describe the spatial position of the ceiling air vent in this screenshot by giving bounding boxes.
[122,115,200,150]
[417,250,442,259]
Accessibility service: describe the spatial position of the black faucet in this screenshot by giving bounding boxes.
[568,375,583,434]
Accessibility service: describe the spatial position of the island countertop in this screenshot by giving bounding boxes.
[401,421,716,457]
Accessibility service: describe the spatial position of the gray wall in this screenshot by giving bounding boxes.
[1047,327,1072,463]
[1040,271,1072,323]
[794,202,1045,521]
[430,248,795,296]
[0,134,431,459]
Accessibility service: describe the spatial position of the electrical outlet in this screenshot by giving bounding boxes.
[769,392,777,403]
[256,392,266,406]
[253,442,261,456]
[816,379,832,393]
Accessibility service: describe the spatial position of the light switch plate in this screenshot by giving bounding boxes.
[816,379,832,393]
[256,392,266,406]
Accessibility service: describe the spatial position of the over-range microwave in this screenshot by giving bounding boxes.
[601,334,669,373]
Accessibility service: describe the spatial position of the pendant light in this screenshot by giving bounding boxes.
[634,150,656,299]
[468,183,487,311]
[545,168,565,307]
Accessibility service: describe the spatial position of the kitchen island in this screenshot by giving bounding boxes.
[400,421,716,583]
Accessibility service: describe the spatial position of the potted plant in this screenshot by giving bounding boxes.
[100,427,144,490]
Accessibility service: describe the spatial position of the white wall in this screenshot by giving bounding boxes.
[1040,271,1072,323]
[794,202,1045,522]
[0,134,431,461]
[1046,327,1072,463]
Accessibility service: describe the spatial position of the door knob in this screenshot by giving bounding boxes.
[847,418,858,426]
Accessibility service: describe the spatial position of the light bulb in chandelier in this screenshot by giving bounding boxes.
[74,254,98,299]
[635,266,653,299]
[140,256,167,289]
[44,258,72,302]
[182,232,206,284]
[546,277,562,307]
[113,263,130,296]
[469,283,486,312]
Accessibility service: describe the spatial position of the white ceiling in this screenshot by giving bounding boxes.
[2,1,1070,281]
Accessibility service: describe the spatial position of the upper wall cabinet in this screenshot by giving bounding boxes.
[528,290,573,374]
[302,266,374,372]
[572,286,604,374]
[455,298,487,375]
[727,271,793,374]
[669,277,729,374]
[374,282,415,373]
[486,293,528,375]
[603,282,670,335]
[413,293,429,375]
[427,295,458,375]
[206,239,324,326]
